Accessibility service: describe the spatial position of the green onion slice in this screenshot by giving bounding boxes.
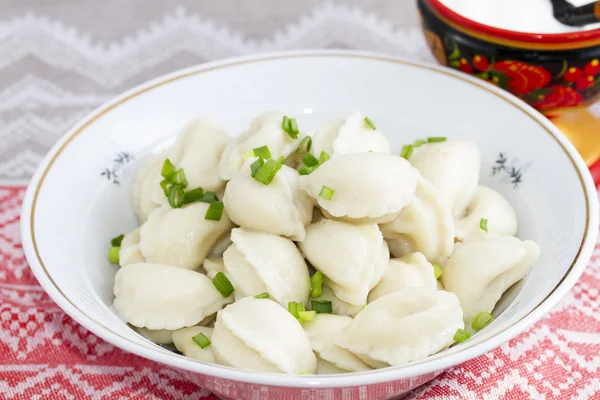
[254,292,270,299]
[311,300,333,314]
[276,156,285,164]
[192,332,211,349]
[400,144,414,160]
[282,116,299,139]
[299,166,317,176]
[295,136,312,154]
[432,263,442,280]
[480,218,488,233]
[253,145,271,159]
[161,159,175,179]
[110,234,124,247]
[471,312,494,331]
[413,139,425,148]
[453,328,471,343]
[171,169,188,188]
[250,157,265,177]
[182,187,204,205]
[364,116,376,130]
[288,301,305,319]
[319,186,334,201]
[318,151,330,164]
[168,184,185,208]
[299,310,317,322]
[200,191,219,203]
[243,150,254,159]
[160,179,171,196]
[212,272,234,297]
[302,154,319,167]
[253,159,282,185]
[290,118,299,136]
[427,136,447,143]
[205,201,224,221]
[310,271,323,298]
[108,246,120,264]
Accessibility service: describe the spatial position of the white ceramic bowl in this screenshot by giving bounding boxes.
[20,50,599,400]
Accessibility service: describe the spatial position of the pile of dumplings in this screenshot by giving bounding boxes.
[112,110,540,375]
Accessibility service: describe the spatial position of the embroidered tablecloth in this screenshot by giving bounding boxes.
[1,1,599,399]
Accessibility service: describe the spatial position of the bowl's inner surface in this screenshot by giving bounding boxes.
[30,54,589,376]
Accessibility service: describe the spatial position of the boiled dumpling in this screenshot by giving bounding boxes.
[442,234,540,325]
[456,186,518,241]
[139,203,233,270]
[211,297,317,374]
[113,263,232,330]
[298,153,418,222]
[218,111,302,180]
[137,327,174,344]
[335,289,464,368]
[368,252,437,302]
[223,228,310,307]
[223,161,313,241]
[303,314,372,373]
[149,117,231,205]
[130,153,165,223]
[119,228,145,267]
[379,176,454,264]
[310,284,362,317]
[311,112,391,157]
[299,219,389,306]
[172,326,215,363]
[208,233,233,259]
[409,140,480,218]
[202,258,225,279]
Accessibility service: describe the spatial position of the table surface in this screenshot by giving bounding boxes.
[1,1,600,399]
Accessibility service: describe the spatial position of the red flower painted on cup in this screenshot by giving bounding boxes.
[531,85,584,110]
[563,67,583,82]
[472,55,490,72]
[576,75,595,90]
[491,60,552,94]
[584,59,600,77]
[459,58,473,74]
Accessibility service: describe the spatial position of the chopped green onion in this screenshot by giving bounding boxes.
[480,218,488,233]
[160,179,171,196]
[108,246,120,264]
[212,272,234,297]
[110,234,124,247]
[319,186,334,201]
[182,187,204,205]
[276,156,285,164]
[454,328,471,343]
[254,292,270,299]
[364,116,376,130]
[414,139,426,148]
[200,191,219,203]
[168,184,185,208]
[299,166,317,175]
[427,136,447,143]
[205,201,224,221]
[161,159,175,179]
[302,154,319,167]
[253,145,271,159]
[282,116,299,139]
[295,136,312,154]
[311,300,333,314]
[253,159,282,185]
[400,144,414,160]
[310,271,323,298]
[288,301,305,319]
[250,157,265,177]
[361,304,367,310]
[432,263,442,280]
[282,115,290,131]
[171,169,188,188]
[192,332,211,349]
[472,312,494,331]
[243,150,255,159]
[299,310,317,322]
[318,151,330,164]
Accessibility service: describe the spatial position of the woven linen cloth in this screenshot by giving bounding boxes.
[1,1,599,399]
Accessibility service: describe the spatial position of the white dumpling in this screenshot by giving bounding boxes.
[208,233,233,258]
[456,186,518,241]
[379,176,455,264]
[442,234,540,325]
[299,219,389,306]
[211,297,317,374]
[202,258,225,279]
[139,203,233,270]
[303,314,372,373]
[316,357,349,374]
[137,327,174,344]
[113,263,232,330]
[335,289,464,368]
[409,140,480,218]
[311,112,391,157]
[119,228,145,267]
[298,153,418,222]
[130,153,165,223]
[218,111,302,180]
[223,161,313,241]
[368,253,437,303]
[223,228,310,307]
[311,285,362,317]
[172,326,215,364]
[149,117,231,205]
